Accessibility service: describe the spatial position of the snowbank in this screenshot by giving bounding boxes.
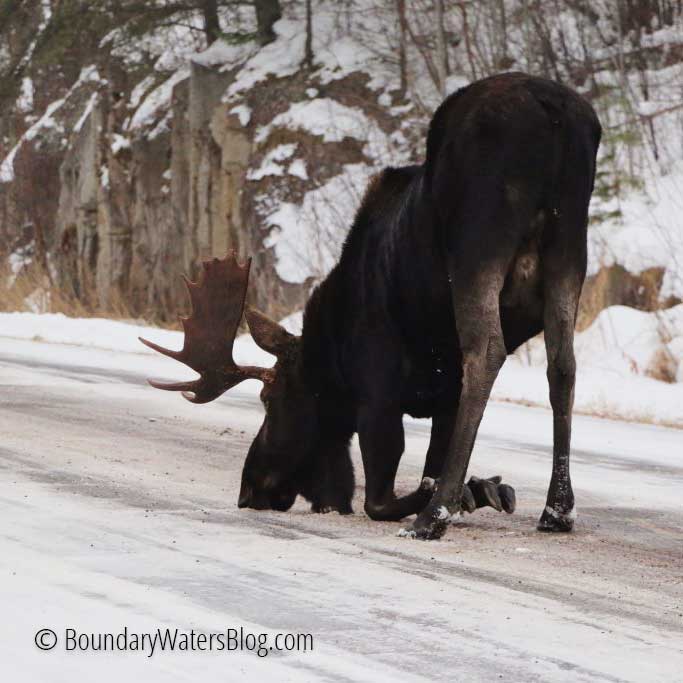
[588,163,683,301]
[0,312,273,369]
[0,310,680,428]
[520,304,683,383]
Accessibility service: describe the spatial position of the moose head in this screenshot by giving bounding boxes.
[140,253,340,513]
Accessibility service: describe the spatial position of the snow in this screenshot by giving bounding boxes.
[149,111,172,140]
[1,65,103,182]
[0,312,274,373]
[129,68,189,131]
[0,97,65,182]
[223,20,306,101]
[288,159,308,180]
[247,144,297,181]
[218,5,398,104]
[255,98,382,146]
[575,305,683,381]
[73,92,98,134]
[110,133,131,155]
[192,38,257,69]
[445,74,469,93]
[314,32,393,91]
[218,2,399,103]
[519,305,683,384]
[230,104,252,126]
[129,76,156,110]
[16,76,34,113]
[588,163,683,300]
[494,358,683,429]
[6,246,33,287]
[0,310,680,429]
[103,15,209,73]
[246,146,309,182]
[1,335,682,681]
[262,162,376,283]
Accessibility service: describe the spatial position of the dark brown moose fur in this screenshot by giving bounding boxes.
[147,73,601,540]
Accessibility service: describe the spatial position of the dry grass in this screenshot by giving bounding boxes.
[0,259,178,328]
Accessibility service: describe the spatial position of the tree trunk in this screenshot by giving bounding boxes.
[303,0,313,69]
[458,1,476,81]
[396,0,408,97]
[498,0,508,66]
[435,0,448,96]
[254,0,282,46]
[201,0,220,46]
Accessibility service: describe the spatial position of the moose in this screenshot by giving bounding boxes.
[142,73,601,540]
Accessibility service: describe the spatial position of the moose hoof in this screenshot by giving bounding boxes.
[537,505,576,532]
[397,522,447,540]
[311,502,353,515]
[461,484,477,513]
[499,484,516,514]
[316,505,335,514]
[465,476,516,514]
[399,505,450,540]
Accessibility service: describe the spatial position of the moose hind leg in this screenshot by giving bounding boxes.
[537,273,582,532]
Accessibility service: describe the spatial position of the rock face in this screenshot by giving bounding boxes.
[55,100,102,305]
[47,60,310,322]
[1,48,679,327]
[578,265,675,331]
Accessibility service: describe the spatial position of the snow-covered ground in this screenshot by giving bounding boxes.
[1,325,682,682]
[0,310,680,428]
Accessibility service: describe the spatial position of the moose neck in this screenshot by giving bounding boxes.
[299,164,428,401]
[299,266,349,397]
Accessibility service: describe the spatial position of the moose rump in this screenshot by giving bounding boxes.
[400,74,601,537]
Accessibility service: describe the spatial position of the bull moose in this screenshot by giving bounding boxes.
[141,72,601,540]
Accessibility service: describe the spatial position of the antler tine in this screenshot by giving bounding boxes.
[140,251,271,403]
[139,336,183,362]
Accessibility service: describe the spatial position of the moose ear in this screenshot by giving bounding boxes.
[245,306,297,357]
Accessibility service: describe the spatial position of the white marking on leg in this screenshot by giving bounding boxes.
[545,505,560,519]
[396,527,416,539]
[420,477,436,491]
[435,505,450,520]
[545,505,577,521]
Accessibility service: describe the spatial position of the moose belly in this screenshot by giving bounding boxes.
[401,354,460,418]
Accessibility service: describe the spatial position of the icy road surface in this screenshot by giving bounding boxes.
[0,337,681,682]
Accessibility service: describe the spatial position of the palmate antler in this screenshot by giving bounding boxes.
[139,252,273,403]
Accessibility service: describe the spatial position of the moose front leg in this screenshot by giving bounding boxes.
[358,405,515,523]
[358,403,432,522]
[308,438,355,515]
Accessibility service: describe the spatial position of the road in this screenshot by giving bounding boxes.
[0,337,681,682]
